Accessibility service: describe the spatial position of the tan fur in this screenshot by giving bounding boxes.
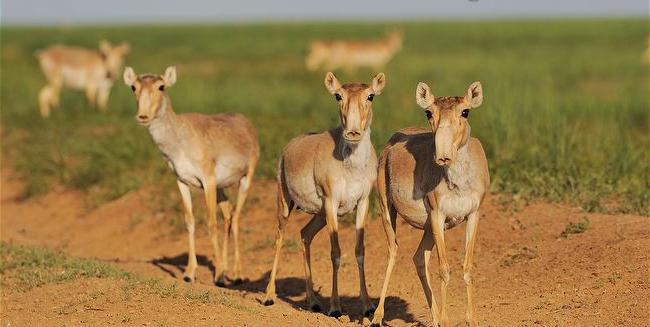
[371,82,489,327]
[36,41,130,117]
[123,66,259,286]
[305,31,403,72]
[264,72,386,318]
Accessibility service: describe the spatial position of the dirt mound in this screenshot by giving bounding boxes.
[1,169,648,326]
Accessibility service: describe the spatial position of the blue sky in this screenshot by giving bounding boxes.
[2,0,648,25]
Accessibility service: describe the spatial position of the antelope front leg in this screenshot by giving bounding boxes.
[432,209,450,327]
[324,197,342,317]
[217,188,232,286]
[355,196,375,317]
[463,211,480,327]
[177,180,198,282]
[414,225,441,326]
[203,176,223,287]
[85,82,97,107]
[300,214,326,312]
[97,84,111,111]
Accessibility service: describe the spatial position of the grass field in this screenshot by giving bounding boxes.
[1,19,648,215]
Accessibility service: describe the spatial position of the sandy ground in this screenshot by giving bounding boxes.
[1,167,648,326]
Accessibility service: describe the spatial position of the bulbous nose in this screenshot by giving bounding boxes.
[436,157,452,166]
[138,114,149,120]
[346,130,361,138]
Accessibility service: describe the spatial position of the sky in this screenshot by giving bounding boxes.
[2,0,648,25]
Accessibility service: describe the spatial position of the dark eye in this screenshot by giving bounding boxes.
[461,109,469,118]
[425,110,433,120]
[159,85,165,91]
[130,85,136,92]
[335,93,342,101]
[367,94,374,102]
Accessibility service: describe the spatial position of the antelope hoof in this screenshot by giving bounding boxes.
[263,298,275,306]
[310,303,322,312]
[328,310,342,318]
[370,324,381,327]
[364,306,376,318]
[215,278,227,288]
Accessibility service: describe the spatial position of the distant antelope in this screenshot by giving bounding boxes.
[123,66,259,286]
[305,31,403,72]
[263,72,386,318]
[36,40,130,117]
[371,81,489,327]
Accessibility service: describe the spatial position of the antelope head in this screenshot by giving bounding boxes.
[416,81,483,166]
[324,71,386,145]
[99,40,130,81]
[123,66,177,126]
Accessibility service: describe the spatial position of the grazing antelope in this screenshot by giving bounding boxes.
[371,81,489,327]
[36,40,130,117]
[263,72,386,318]
[123,66,259,287]
[305,31,402,72]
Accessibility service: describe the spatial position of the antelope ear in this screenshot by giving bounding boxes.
[163,66,177,87]
[466,81,483,108]
[416,82,434,109]
[118,42,131,54]
[123,67,136,86]
[99,40,112,54]
[324,72,342,94]
[371,73,386,95]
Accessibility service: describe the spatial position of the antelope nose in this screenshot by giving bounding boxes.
[346,130,361,138]
[138,115,149,120]
[436,157,452,166]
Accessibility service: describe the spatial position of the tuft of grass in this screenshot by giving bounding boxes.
[560,217,591,238]
[1,20,648,215]
[0,241,129,291]
[502,247,538,267]
[0,242,255,312]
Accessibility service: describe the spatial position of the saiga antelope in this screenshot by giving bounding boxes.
[123,66,259,286]
[263,72,386,318]
[371,81,489,327]
[36,40,130,117]
[305,31,403,72]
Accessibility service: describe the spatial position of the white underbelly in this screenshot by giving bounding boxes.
[61,67,91,90]
[169,156,203,188]
[438,192,479,220]
[288,177,370,216]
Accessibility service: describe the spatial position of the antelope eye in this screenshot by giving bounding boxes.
[367,94,374,101]
[335,93,342,101]
[158,85,165,91]
[461,109,469,118]
[425,110,433,120]
[130,85,136,92]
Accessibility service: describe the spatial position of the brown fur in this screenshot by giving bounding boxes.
[36,41,130,117]
[123,66,259,286]
[305,31,403,72]
[264,72,386,317]
[371,82,489,327]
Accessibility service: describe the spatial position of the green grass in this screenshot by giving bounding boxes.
[0,242,253,311]
[0,241,129,291]
[560,217,592,238]
[1,19,648,215]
